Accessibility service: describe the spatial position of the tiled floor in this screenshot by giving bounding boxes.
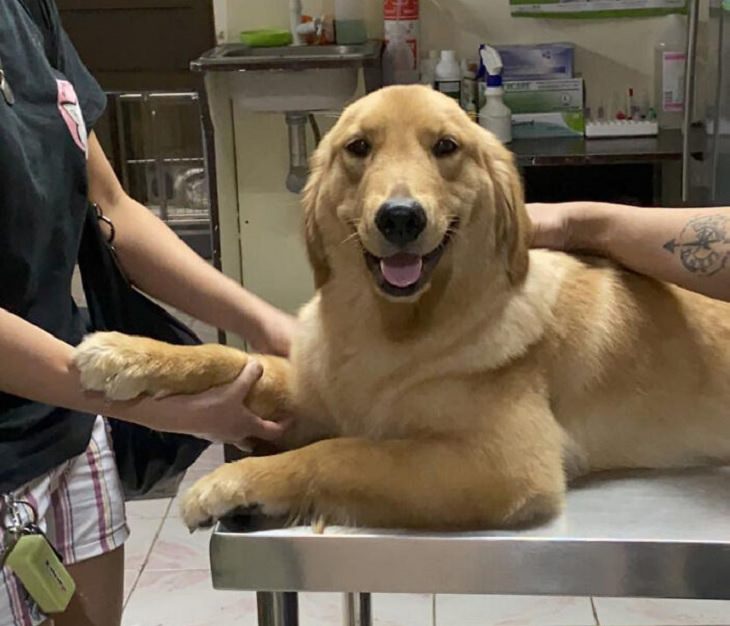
[121,446,730,625]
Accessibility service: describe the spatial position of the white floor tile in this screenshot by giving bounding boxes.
[125,587,432,626]
[373,593,434,626]
[594,597,730,625]
[298,593,433,626]
[122,569,257,626]
[168,493,185,518]
[299,593,344,626]
[124,569,140,607]
[436,594,596,626]
[126,498,171,520]
[124,516,165,571]
[145,517,213,571]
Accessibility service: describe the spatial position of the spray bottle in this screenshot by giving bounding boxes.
[478,45,512,144]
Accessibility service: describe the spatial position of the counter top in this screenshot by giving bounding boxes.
[511,127,706,167]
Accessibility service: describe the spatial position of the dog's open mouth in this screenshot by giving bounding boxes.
[364,221,458,298]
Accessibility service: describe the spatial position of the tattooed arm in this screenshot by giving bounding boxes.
[526,202,730,301]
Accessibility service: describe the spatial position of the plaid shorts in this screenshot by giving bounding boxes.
[0,416,129,626]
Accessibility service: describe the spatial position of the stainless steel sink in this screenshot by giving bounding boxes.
[191,40,382,112]
[191,40,382,72]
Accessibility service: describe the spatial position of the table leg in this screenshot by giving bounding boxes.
[257,591,299,626]
[343,593,372,626]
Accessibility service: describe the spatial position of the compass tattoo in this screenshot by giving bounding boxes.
[663,215,730,276]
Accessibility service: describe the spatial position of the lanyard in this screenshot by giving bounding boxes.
[0,53,15,106]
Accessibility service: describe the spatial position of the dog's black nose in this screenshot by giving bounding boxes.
[375,198,427,246]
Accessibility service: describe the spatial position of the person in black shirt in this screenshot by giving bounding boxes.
[0,2,296,625]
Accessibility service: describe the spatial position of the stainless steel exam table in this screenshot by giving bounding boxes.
[208,467,730,625]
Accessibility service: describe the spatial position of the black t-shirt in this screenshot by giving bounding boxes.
[0,0,106,491]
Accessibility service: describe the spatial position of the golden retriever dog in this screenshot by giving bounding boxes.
[73,85,730,531]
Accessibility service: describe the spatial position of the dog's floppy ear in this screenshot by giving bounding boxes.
[479,134,531,285]
[301,142,332,289]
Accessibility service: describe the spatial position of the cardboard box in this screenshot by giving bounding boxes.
[504,78,584,114]
[511,111,585,138]
[494,43,575,81]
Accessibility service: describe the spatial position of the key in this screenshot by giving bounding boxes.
[1,497,75,614]
[0,531,19,570]
[1,494,24,569]
[5,533,76,613]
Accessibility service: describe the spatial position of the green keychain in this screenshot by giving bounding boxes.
[1,496,76,614]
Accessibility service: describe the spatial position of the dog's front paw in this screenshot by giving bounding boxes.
[73,332,158,401]
[180,460,293,531]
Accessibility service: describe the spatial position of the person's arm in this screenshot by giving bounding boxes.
[85,132,296,355]
[0,307,284,443]
[527,202,730,301]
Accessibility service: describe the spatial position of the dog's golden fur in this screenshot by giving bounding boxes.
[74,86,730,531]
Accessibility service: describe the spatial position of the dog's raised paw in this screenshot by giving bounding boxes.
[72,332,154,401]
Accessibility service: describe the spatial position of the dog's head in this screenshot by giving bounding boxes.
[302,85,530,302]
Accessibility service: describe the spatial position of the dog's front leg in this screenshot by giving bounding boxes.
[181,432,566,531]
[72,331,291,417]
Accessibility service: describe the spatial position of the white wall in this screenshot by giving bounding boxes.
[223,0,707,111]
[424,1,705,112]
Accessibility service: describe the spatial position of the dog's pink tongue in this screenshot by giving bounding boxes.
[380,253,423,288]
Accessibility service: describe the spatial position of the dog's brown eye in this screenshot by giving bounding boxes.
[432,137,459,158]
[345,139,371,158]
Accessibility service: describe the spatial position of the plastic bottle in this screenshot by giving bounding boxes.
[460,59,477,111]
[478,46,512,144]
[334,0,367,44]
[420,49,438,86]
[434,50,461,101]
[655,29,686,129]
[465,101,478,123]
[383,30,416,85]
[639,89,651,120]
[383,0,420,85]
[480,80,512,143]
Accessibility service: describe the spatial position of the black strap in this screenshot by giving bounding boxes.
[17,0,60,68]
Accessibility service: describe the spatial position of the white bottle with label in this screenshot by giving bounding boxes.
[478,46,512,144]
[434,50,461,102]
[655,34,686,129]
[480,82,512,144]
[420,49,439,86]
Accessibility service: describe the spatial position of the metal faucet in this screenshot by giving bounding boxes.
[285,112,322,193]
[285,112,308,193]
[289,0,304,46]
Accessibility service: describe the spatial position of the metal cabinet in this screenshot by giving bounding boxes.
[102,91,213,259]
